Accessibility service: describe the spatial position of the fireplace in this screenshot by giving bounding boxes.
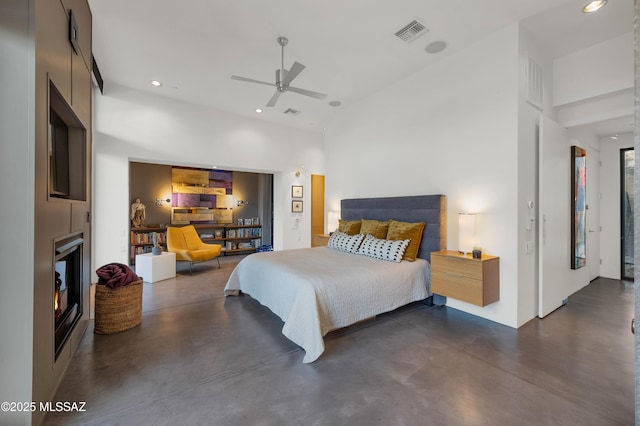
[54,234,83,359]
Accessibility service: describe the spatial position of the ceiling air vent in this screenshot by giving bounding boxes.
[283,108,301,116]
[394,18,428,43]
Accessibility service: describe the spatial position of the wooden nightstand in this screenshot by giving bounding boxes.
[430,250,500,307]
[312,234,331,247]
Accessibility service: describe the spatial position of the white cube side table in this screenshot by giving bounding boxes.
[135,252,176,283]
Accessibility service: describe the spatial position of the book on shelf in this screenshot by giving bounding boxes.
[131,231,166,244]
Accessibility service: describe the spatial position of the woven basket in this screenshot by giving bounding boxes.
[94,279,143,334]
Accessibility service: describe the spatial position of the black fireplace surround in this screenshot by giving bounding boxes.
[54,234,83,359]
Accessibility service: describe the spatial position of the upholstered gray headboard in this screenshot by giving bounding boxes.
[340,195,447,262]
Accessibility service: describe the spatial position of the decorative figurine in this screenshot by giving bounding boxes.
[152,233,162,255]
[130,198,146,228]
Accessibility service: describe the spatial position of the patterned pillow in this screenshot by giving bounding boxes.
[327,231,365,254]
[338,219,361,235]
[360,219,389,239]
[357,234,410,263]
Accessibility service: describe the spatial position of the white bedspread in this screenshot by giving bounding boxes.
[224,247,431,363]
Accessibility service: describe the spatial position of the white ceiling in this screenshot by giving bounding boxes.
[88,0,633,135]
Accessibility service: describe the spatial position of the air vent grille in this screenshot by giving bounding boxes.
[395,18,428,43]
[283,108,301,116]
[525,54,543,111]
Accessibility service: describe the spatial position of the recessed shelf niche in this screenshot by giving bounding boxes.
[49,81,87,201]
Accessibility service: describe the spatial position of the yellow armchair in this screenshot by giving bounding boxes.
[166,225,221,274]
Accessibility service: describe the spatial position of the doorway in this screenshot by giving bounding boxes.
[621,148,634,280]
[311,174,325,246]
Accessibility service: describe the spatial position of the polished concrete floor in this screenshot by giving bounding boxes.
[45,256,635,425]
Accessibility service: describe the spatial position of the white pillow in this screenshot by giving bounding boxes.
[357,234,410,263]
[327,231,365,254]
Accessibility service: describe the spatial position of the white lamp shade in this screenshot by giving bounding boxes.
[458,213,476,254]
[327,211,340,233]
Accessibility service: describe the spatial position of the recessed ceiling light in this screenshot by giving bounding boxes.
[425,40,447,54]
[582,0,607,13]
[255,108,263,113]
[150,80,162,87]
[611,134,619,140]
[328,100,342,107]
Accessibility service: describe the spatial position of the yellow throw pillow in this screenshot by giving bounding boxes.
[360,219,389,239]
[338,219,361,235]
[386,220,425,261]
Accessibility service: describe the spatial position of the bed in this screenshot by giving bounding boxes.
[224,194,447,363]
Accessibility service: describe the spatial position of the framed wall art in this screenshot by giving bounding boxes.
[292,200,303,213]
[292,185,303,198]
[571,145,586,270]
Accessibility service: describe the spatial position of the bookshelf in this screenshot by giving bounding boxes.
[130,223,262,264]
[193,223,262,255]
[130,227,167,264]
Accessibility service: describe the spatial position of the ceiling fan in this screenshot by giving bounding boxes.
[231,36,327,107]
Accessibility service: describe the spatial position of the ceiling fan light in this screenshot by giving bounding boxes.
[231,37,326,108]
[582,0,607,13]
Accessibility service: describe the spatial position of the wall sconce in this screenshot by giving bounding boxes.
[236,200,248,207]
[155,198,171,207]
[327,211,340,234]
[216,195,234,209]
[458,213,476,255]
[295,165,305,177]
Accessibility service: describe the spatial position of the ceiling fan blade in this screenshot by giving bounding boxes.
[282,61,305,85]
[287,86,327,100]
[231,75,275,87]
[266,91,281,107]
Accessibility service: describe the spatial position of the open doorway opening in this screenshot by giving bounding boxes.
[128,162,273,265]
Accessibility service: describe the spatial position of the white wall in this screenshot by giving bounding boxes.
[325,24,521,327]
[516,25,557,326]
[600,132,634,279]
[553,32,633,107]
[92,84,324,280]
[0,0,35,424]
